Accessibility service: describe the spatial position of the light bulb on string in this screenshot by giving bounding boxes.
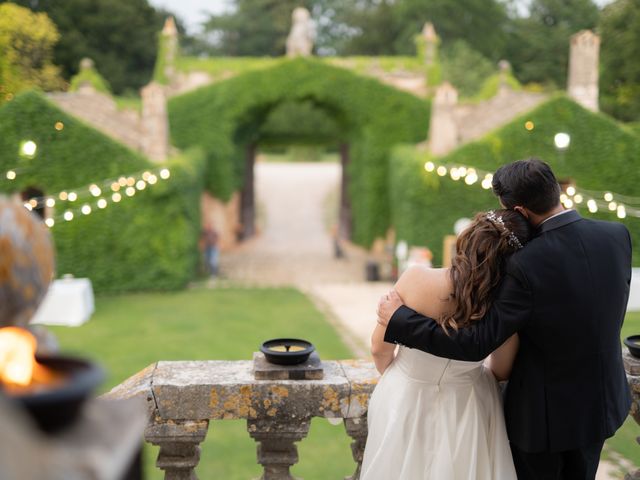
[81,204,92,215]
[68,192,77,202]
[64,211,74,221]
[566,186,576,196]
[587,199,598,213]
[97,198,107,209]
[45,218,55,228]
[46,198,55,208]
[450,168,461,181]
[617,205,627,219]
[20,140,37,158]
[608,202,617,211]
[604,192,613,202]
[424,161,435,172]
[118,177,127,187]
[574,194,583,204]
[59,191,68,201]
[136,180,146,190]
[112,192,122,203]
[6,170,16,180]
[436,166,447,177]
[126,177,135,187]
[160,168,171,180]
[142,171,151,181]
[89,184,101,197]
[125,187,135,197]
[148,175,158,185]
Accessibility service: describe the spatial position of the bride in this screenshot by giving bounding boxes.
[361,209,532,480]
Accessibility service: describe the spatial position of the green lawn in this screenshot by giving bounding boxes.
[50,287,356,480]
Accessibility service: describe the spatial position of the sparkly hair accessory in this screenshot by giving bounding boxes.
[485,210,523,250]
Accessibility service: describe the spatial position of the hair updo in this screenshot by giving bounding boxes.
[439,209,531,332]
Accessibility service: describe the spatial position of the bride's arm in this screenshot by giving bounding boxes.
[371,321,395,374]
[484,334,519,381]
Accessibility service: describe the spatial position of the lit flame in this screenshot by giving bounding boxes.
[0,327,59,390]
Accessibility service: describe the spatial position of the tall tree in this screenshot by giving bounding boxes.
[599,0,640,122]
[0,3,63,101]
[503,0,599,87]
[1,0,182,94]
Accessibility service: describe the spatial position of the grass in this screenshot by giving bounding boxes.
[50,287,356,480]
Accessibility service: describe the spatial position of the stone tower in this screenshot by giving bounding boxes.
[428,82,459,156]
[567,30,600,112]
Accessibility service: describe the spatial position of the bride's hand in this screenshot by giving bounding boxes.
[376,290,404,327]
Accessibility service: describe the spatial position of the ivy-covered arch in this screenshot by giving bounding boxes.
[169,58,430,246]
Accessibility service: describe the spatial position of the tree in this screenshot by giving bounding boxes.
[202,0,316,56]
[1,0,183,94]
[0,3,63,101]
[599,0,640,122]
[503,0,599,87]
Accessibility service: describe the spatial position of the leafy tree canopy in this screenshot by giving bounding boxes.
[0,0,187,94]
[599,0,640,122]
[0,2,63,101]
[503,0,599,87]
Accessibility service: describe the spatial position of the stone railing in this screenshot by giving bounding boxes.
[106,354,640,480]
[105,359,378,480]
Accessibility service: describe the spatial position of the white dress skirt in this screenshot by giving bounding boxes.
[361,346,517,480]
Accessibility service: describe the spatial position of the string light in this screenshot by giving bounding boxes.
[422,159,640,219]
[6,170,16,180]
[19,165,173,228]
[20,140,37,158]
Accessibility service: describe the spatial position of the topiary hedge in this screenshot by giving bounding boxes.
[390,95,640,266]
[0,91,204,292]
[169,58,429,246]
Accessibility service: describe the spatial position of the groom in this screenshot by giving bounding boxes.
[377,158,632,479]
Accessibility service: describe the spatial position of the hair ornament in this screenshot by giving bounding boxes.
[485,210,524,250]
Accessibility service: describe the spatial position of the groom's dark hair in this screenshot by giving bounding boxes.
[492,158,561,214]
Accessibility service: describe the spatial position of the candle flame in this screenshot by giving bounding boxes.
[0,327,59,390]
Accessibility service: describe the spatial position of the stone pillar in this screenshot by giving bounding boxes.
[247,418,311,480]
[162,17,179,82]
[239,143,257,240]
[421,22,438,66]
[567,30,600,112]
[428,82,459,156]
[145,418,209,480]
[140,81,169,162]
[343,417,368,480]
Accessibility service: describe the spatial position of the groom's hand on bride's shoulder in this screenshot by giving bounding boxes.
[376,290,403,327]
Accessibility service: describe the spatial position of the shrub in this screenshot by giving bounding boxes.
[0,91,204,292]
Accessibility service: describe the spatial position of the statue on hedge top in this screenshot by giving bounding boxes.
[286,7,315,57]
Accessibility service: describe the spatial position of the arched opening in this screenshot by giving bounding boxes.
[232,98,355,244]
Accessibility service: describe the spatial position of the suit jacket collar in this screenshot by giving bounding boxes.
[535,209,582,236]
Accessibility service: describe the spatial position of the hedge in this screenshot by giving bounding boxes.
[169,58,429,246]
[390,95,640,266]
[0,91,204,292]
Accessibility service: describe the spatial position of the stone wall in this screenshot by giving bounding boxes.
[48,90,143,152]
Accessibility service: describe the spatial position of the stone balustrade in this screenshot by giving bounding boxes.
[105,359,378,480]
[105,353,640,479]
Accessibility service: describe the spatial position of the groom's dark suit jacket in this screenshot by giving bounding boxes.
[385,210,632,453]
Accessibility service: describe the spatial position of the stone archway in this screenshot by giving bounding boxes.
[169,58,429,248]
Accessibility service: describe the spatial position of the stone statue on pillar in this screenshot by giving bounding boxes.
[286,7,315,57]
[567,30,600,112]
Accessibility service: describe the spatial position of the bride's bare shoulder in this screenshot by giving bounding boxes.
[396,265,450,292]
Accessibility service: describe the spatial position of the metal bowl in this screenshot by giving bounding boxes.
[260,338,315,365]
[8,354,104,433]
[624,335,640,359]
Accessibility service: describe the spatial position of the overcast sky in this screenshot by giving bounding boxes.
[149,0,615,34]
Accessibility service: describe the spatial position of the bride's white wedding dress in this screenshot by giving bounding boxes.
[361,346,517,480]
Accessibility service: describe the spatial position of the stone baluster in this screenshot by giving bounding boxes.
[247,418,311,480]
[145,418,209,480]
[624,352,640,479]
[343,416,368,480]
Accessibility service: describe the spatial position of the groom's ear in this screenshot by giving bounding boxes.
[513,206,529,219]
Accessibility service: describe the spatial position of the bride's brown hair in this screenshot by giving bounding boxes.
[439,209,531,332]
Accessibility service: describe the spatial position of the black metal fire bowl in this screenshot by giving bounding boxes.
[260,338,315,365]
[6,354,104,434]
